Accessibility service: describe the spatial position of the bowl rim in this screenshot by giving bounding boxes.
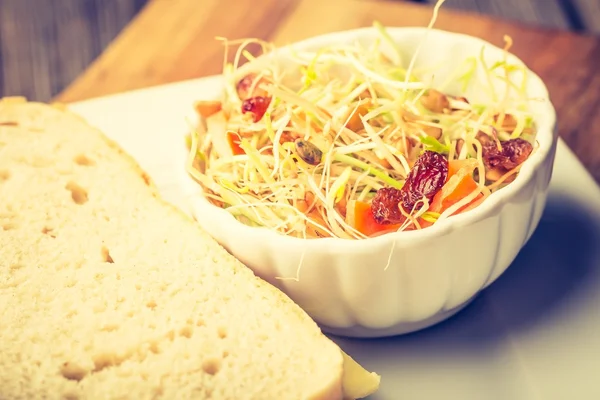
[185,26,558,253]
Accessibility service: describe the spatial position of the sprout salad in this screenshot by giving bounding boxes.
[185,21,538,240]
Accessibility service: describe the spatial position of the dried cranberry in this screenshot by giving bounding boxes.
[236,74,257,100]
[400,150,448,211]
[241,96,271,123]
[482,138,533,171]
[371,187,404,224]
[236,73,270,100]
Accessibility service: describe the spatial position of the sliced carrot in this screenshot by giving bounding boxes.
[429,192,443,214]
[447,159,476,177]
[346,103,370,132]
[444,173,478,205]
[227,132,245,156]
[336,195,348,218]
[430,159,481,214]
[456,193,485,214]
[353,201,402,237]
[306,209,331,238]
[194,100,222,118]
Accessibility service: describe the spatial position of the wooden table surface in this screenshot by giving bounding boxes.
[55,0,600,184]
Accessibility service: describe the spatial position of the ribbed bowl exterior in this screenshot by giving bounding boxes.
[183,28,558,337]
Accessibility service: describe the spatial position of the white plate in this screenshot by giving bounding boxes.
[69,76,600,400]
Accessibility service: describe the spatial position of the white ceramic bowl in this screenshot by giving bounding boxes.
[180,27,558,338]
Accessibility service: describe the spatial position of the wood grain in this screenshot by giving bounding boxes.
[422,0,600,33]
[0,0,146,102]
[423,0,572,30]
[570,0,600,33]
[55,0,600,183]
[3,0,599,101]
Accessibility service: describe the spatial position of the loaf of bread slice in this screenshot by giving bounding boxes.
[0,98,376,400]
